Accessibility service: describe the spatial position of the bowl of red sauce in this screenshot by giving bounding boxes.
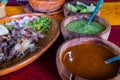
[56,37,120,80]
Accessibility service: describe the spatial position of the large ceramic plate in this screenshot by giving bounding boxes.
[0,13,60,76]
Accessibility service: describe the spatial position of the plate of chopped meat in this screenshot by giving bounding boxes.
[0,13,60,76]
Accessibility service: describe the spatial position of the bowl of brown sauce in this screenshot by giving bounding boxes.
[56,37,120,80]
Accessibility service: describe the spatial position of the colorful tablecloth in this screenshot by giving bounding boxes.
[0,1,120,80]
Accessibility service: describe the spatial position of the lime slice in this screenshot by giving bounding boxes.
[87,4,96,12]
[76,1,96,12]
[0,24,9,36]
[76,1,87,7]
[67,3,78,12]
[80,8,89,13]
[76,5,87,11]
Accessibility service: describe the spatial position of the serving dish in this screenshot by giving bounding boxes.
[61,14,111,40]
[24,4,63,15]
[28,0,65,13]
[56,37,120,80]
[0,13,60,76]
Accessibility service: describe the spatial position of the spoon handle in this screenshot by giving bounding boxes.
[87,0,103,25]
[105,55,120,64]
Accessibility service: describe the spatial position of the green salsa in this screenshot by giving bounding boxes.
[66,20,106,34]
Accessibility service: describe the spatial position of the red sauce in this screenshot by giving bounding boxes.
[62,43,120,80]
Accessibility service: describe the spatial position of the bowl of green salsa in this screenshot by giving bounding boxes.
[61,14,111,40]
[63,0,100,17]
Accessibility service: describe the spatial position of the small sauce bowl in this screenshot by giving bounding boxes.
[61,14,111,40]
[29,0,65,13]
[56,37,120,80]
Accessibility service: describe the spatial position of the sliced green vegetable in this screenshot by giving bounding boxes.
[80,8,89,13]
[67,1,96,13]
[67,3,78,12]
[76,5,86,11]
[87,4,96,12]
[76,1,87,7]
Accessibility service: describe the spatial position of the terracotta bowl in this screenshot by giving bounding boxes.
[61,14,111,40]
[63,0,100,17]
[0,13,60,76]
[29,0,65,12]
[56,37,120,80]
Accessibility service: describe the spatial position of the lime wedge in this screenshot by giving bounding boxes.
[76,1,87,7]
[67,3,78,12]
[87,4,96,12]
[76,5,86,11]
[80,8,89,13]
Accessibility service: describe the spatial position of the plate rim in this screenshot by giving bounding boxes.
[0,13,60,76]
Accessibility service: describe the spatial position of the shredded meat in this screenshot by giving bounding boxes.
[0,26,45,63]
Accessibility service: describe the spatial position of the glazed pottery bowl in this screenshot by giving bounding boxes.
[29,0,65,12]
[61,14,111,40]
[56,37,120,80]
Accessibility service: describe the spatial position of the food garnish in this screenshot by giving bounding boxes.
[67,1,96,13]
[28,16,51,33]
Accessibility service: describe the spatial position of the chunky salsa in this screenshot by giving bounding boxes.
[66,20,106,34]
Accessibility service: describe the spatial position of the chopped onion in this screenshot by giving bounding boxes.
[29,43,35,52]
[20,39,31,53]
[15,44,21,51]
[0,25,9,36]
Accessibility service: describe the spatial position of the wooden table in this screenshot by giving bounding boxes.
[1,2,120,80]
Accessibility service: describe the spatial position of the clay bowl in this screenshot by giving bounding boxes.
[24,4,63,15]
[0,13,60,76]
[61,14,111,40]
[56,37,120,80]
[63,0,100,17]
[29,0,65,13]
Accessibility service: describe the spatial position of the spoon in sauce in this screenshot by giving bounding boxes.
[87,0,103,25]
[105,55,120,64]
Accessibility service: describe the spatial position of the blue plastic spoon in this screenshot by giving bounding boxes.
[105,55,120,64]
[87,0,104,24]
